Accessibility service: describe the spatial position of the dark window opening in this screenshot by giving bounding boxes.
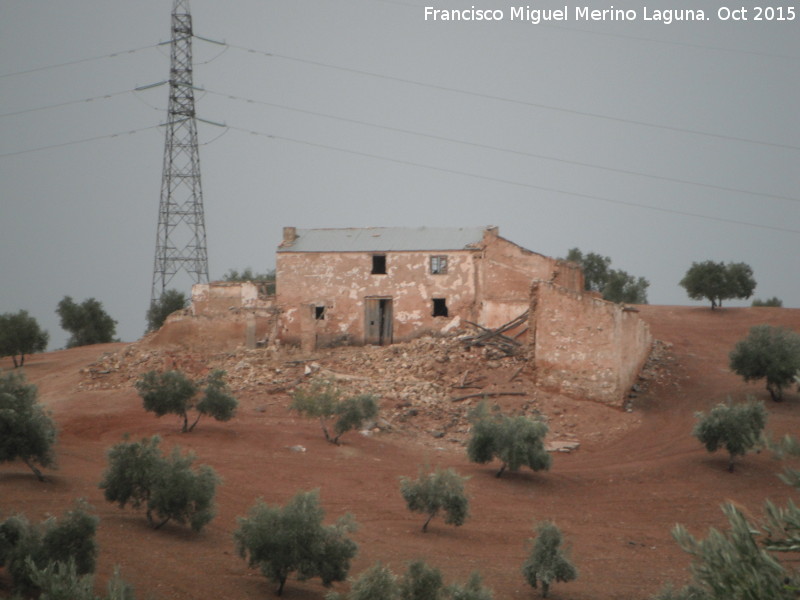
[372,254,386,274]
[315,306,325,320]
[430,255,448,275]
[432,298,448,317]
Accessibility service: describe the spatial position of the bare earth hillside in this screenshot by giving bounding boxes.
[2,306,800,600]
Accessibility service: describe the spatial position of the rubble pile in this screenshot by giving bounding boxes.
[77,333,660,449]
[79,334,536,445]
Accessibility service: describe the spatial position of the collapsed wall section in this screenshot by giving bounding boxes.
[529,280,652,407]
[476,233,583,330]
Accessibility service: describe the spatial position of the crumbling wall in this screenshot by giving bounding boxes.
[529,280,652,407]
[477,232,567,329]
[552,259,585,292]
[191,281,273,315]
[276,250,478,345]
[176,282,278,350]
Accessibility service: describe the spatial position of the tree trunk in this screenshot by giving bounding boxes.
[320,418,336,444]
[767,383,783,402]
[422,513,434,533]
[496,463,507,478]
[728,454,735,473]
[188,412,202,432]
[277,576,286,596]
[23,457,45,481]
[542,581,550,598]
[12,355,19,368]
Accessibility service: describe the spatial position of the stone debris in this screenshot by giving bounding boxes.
[545,440,581,453]
[73,333,658,450]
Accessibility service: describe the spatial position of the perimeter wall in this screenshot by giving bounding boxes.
[529,280,652,407]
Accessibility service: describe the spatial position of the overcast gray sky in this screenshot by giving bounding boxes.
[1,0,798,349]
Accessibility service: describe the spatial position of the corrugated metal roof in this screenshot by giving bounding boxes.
[278,226,490,252]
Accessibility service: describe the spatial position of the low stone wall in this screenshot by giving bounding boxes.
[529,280,652,407]
[191,281,273,315]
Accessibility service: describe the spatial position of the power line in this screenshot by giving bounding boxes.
[0,125,162,158]
[3,73,795,205]
[217,40,800,152]
[0,89,136,119]
[224,123,800,235]
[0,42,166,79]
[203,87,800,205]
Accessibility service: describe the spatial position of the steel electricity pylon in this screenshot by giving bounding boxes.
[150,0,208,304]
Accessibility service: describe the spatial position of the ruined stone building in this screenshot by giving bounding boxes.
[187,225,653,407]
[275,225,583,347]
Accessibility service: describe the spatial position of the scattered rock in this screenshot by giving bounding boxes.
[546,440,581,453]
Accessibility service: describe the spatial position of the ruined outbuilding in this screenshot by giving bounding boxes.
[185,225,652,407]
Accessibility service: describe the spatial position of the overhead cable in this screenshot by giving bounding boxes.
[215,40,800,152]
[223,123,800,235]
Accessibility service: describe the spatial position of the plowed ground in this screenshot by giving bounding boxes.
[2,306,800,600]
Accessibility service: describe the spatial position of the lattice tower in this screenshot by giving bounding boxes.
[151,0,208,303]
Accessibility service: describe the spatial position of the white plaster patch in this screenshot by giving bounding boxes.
[395,311,423,324]
[442,315,461,332]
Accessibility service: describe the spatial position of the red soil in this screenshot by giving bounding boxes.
[2,306,800,600]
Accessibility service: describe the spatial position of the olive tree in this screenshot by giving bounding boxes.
[334,562,399,600]
[447,572,494,600]
[564,248,649,304]
[0,310,49,368]
[729,325,800,401]
[234,489,358,596]
[0,501,98,594]
[99,436,219,531]
[223,267,276,294]
[329,561,493,600]
[668,504,794,600]
[136,369,237,432]
[679,261,756,309]
[291,378,378,445]
[28,561,135,600]
[0,370,57,481]
[692,398,767,472]
[654,436,800,600]
[398,560,444,600]
[146,289,187,332]
[466,403,551,478]
[55,296,117,347]
[522,521,577,599]
[752,297,783,307]
[399,467,469,532]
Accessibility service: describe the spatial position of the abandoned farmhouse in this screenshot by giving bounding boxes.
[186,225,653,406]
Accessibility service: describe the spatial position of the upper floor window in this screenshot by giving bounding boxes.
[430,255,448,275]
[372,254,387,274]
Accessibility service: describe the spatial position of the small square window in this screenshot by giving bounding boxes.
[432,298,448,317]
[430,255,448,275]
[315,306,325,320]
[372,254,386,275]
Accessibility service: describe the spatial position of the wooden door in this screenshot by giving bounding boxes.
[365,298,393,345]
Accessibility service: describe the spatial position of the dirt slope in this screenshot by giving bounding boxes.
[2,306,800,600]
